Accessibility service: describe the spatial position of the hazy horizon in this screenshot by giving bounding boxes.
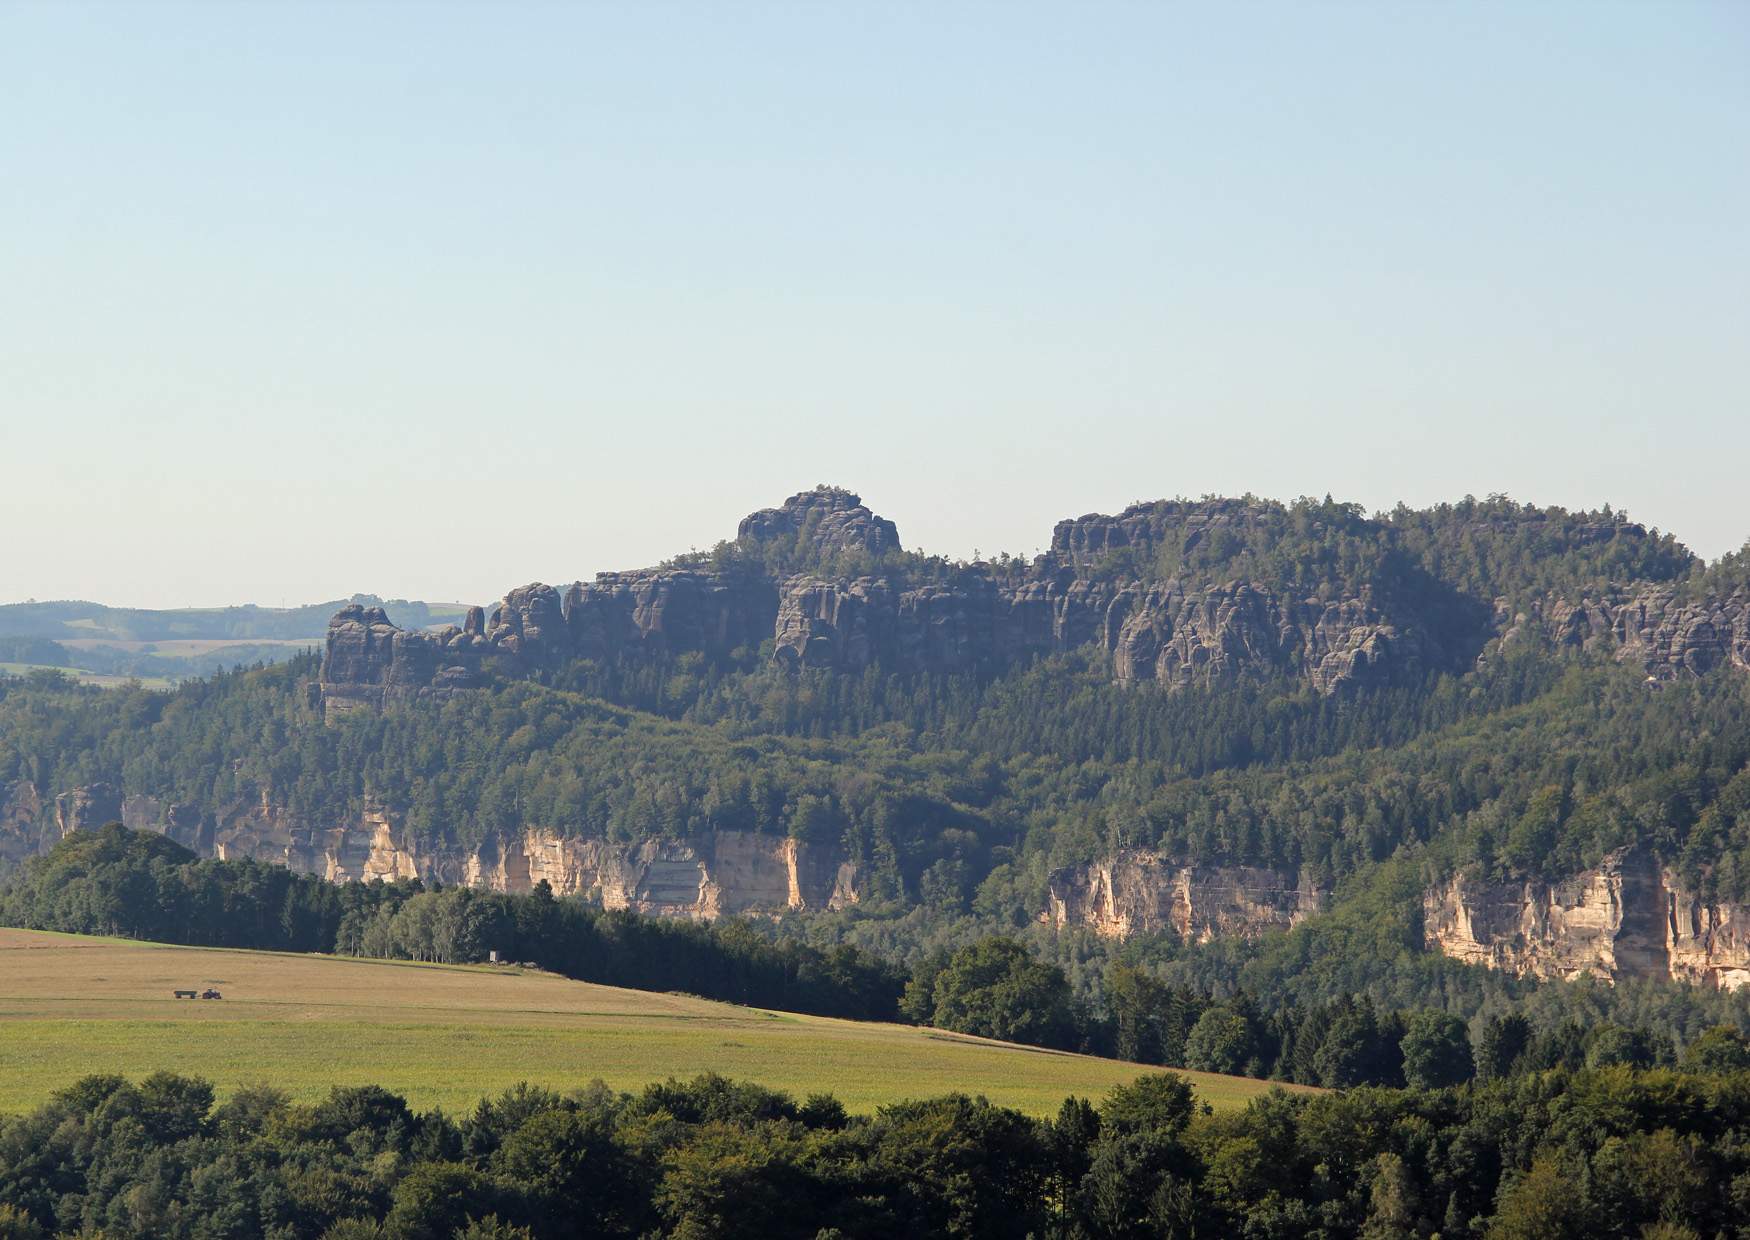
[4,480,1744,614]
[5,1,1746,609]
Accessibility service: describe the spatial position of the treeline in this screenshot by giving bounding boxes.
[1100,964,1750,1088]
[8,1063,1750,1238]
[0,827,905,1023]
[1071,494,1695,610]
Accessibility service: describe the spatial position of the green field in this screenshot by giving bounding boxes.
[0,663,176,690]
[0,929,1304,1117]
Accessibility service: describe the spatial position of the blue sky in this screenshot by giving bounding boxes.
[3,1,1746,607]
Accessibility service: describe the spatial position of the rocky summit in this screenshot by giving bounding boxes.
[318,487,1749,718]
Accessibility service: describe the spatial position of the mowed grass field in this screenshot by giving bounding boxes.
[0,929,1306,1117]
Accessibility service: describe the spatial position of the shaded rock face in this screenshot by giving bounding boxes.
[315,489,1449,710]
[1107,582,1417,692]
[566,572,779,660]
[1043,852,1325,942]
[119,795,208,853]
[774,577,896,670]
[487,585,569,666]
[315,491,1750,716]
[1516,585,1750,681]
[1423,848,1750,990]
[319,604,485,720]
[738,487,901,561]
[312,492,1448,709]
[0,782,53,869]
[55,782,122,834]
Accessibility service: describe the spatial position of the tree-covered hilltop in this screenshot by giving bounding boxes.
[5,1062,1750,1238]
[1060,493,1695,605]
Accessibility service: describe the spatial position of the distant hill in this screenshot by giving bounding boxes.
[0,595,471,684]
[0,595,468,642]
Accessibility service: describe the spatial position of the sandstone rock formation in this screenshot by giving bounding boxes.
[1507,584,1750,682]
[314,490,1750,715]
[54,782,122,834]
[3,779,860,921]
[1043,852,1325,941]
[738,487,901,561]
[465,830,859,917]
[566,572,778,660]
[1423,848,1750,990]
[0,781,53,870]
[316,490,1477,714]
[319,603,486,721]
[1105,582,1418,692]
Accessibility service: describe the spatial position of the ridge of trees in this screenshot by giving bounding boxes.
[6,1062,1750,1237]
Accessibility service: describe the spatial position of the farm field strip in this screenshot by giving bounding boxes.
[0,929,1304,1116]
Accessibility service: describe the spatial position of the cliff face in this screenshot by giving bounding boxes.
[1510,585,1750,682]
[313,487,1748,713]
[319,604,487,721]
[1105,582,1417,692]
[0,782,53,870]
[1423,848,1750,990]
[1043,852,1325,941]
[2,783,858,921]
[206,801,861,917]
[464,830,858,917]
[320,490,1466,712]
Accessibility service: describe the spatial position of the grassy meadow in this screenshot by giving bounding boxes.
[0,928,1303,1117]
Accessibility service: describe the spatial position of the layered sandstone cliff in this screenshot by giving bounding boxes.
[1504,584,1750,682]
[205,800,860,916]
[317,488,1748,714]
[1043,852,1325,941]
[4,781,860,921]
[1105,582,1416,692]
[463,829,859,917]
[319,489,1463,713]
[0,782,54,870]
[1423,848,1750,990]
